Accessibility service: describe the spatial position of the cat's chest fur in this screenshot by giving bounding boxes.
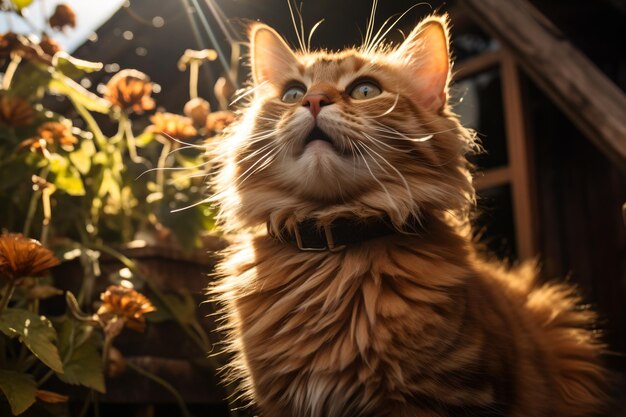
[215,233,504,417]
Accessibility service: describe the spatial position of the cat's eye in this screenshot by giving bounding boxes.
[349,81,382,100]
[281,85,306,103]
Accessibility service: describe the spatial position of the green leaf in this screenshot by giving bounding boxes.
[148,291,196,325]
[68,140,94,175]
[6,62,52,99]
[92,152,108,166]
[56,319,105,393]
[97,169,120,201]
[53,53,103,80]
[53,165,85,196]
[10,0,33,10]
[0,370,36,415]
[48,75,111,114]
[135,131,155,148]
[0,309,64,374]
[47,153,69,174]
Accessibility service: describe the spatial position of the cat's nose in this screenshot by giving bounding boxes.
[302,93,332,119]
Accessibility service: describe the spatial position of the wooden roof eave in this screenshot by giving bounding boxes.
[460,0,626,172]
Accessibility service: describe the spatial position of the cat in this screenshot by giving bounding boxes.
[209,14,609,417]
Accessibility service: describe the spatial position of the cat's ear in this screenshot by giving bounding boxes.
[250,24,299,86]
[394,15,451,112]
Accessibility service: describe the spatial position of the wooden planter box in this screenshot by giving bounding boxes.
[47,235,231,414]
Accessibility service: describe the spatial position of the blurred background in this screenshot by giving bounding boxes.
[0,0,624,416]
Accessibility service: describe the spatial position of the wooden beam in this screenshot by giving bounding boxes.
[474,166,511,190]
[460,0,626,172]
[454,50,501,80]
[500,50,538,259]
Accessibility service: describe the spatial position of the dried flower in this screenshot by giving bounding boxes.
[0,32,51,63]
[206,111,235,134]
[96,285,155,332]
[183,97,210,128]
[0,94,35,127]
[0,32,19,57]
[38,35,62,56]
[0,233,60,282]
[49,4,76,31]
[148,112,197,142]
[104,69,155,113]
[19,121,77,153]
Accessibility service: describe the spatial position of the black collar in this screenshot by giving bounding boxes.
[267,215,427,252]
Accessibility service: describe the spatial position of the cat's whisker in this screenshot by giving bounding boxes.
[159,132,206,148]
[370,128,434,143]
[287,0,306,52]
[239,141,278,163]
[365,93,400,119]
[169,196,212,213]
[363,0,378,52]
[353,142,399,218]
[359,140,415,208]
[232,148,278,186]
[166,171,213,189]
[307,19,325,51]
[135,160,212,180]
[166,144,205,157]
[365,3,429,54]
[362,132,411,153]
[237,147,283,187]
[235,142,288,188]
[230,81,269,106]
[369,121,445,141]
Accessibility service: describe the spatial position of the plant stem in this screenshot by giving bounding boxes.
[77,391,92,417]
[2,55,22,90]
[0,280,16,313]
[69,98,107,150]
[122,113,149,165]
[23,188,42,238]
[156,137,172,195]
[23,167,50,238]
[127,361,192,417]
[189,61,199,99]
[40,187,53,246]
[101,334,113,370]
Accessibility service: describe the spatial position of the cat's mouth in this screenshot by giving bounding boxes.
[305,126,335,148]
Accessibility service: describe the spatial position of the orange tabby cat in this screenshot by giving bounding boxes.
[210,14,609,417]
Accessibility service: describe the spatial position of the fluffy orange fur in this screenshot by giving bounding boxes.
[209,14,609,417]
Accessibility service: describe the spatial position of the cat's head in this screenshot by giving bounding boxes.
[213,15,476,232]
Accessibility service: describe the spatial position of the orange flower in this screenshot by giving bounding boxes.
[96,285,155,332]
[0,233,60,282]
[19,122,77,153]
[104,69,155,113]
[38,36,62,56]
[206,111,235,134]
[49,4,77,31]
[0,94,35,127]
[38,121,77,146]
[149,112,197,142]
